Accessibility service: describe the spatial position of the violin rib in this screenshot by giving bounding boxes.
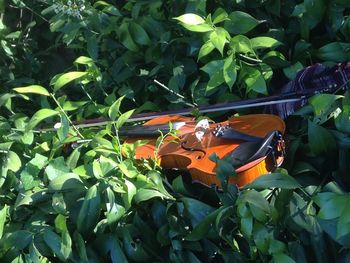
[124,114,285,188]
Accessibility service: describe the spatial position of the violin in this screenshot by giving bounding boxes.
[122,114,285,188]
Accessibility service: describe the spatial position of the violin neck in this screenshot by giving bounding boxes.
[118,122,186,137]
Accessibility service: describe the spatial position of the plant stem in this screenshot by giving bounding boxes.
[50,93,84,138]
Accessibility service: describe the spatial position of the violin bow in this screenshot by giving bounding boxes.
[44,62,350,131]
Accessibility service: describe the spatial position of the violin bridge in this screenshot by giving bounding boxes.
[194,119,210,142]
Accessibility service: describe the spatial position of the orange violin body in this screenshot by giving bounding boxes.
[125,114,285,187]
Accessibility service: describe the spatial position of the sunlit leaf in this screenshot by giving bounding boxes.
[5,151,21,172]
[13,85,50,96]
[209,28,227,56]
[108,96,124,121]
[198,40,215,61]
[53,71,88,92]
[26,108,59,131]
[223,54,237,88]
[116,109,135,129]
[174,13,206,25]
[0,205,8,238]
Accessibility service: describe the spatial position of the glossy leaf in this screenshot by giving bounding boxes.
[48,173,85,191]
[0,205,7,238]
[251,37,282,49]
[116,109,135,129]
[43,230,69,261]
[198,40,215,61]
[317,42,350,62]
[13,85,50,96]
[77,184,101,236]
[209,28,227,56]
[244,173,301,189]
[5,151,21,172]
[243,67,267,94]
[53,71,88,92]
[225,11,259,34]
[174,13,205,25]
[223,54,237,88]
[308,120,337,155]
[230,35,253,53]
[205,70,225,95]
[129,22,151,46]
[134,189,172,203]
[26,108,59,131]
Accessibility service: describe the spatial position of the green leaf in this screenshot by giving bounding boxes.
[74,56,94,65]
[182,197,215,227]
[223,54,237,88]
[134,189,171,203]
[105,187,125,225]
[0,205,8,238]
[43,230,69,261]
[48,173,85,191]
[251,37,282,49]
[185,207,224,241]
[53,71,88,92]
[309,94,343,123]
[26,108,59,131]
[273,253,296,263]
[129,22,151,46]
[224,11,259,34]
[263,51,290,68]
[230,35,253,53]
[0,93,29,108]
[201,59,225,75]
[108,96,124,121]
[118,159,139,179]
[212,8,229,24]
[180,23,214,32]
[96,234,128,263]
[13,85,50,96]
[317,42,350,62]
[209,28,227,56]
[283,62,304,80]
[292,162,319,175]
[337,208,350,239]
[206,70,225,95]
[240,216,253,238]
[243,67,267,94]
[3,230,32,251]
[45,157,70,181]
[73,231,89,262]
[305,0,326,28]
[77,185,101,235]
[52,193,67,215]
[122,180,136,210]
[5,151,21,172]
[174,13,205,25]
[335,110,350,134]
[20,153,48,190]
[244,173,301,189]
[116,109,135,129]
[317,195,348,220]
[122,228,150,261]
[308,120,337,155]
[119,23,139,52]
[198,40,215,61]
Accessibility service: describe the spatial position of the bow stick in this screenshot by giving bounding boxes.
[44,62,350,131]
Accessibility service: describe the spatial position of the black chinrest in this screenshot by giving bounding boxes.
[229,131,280,168]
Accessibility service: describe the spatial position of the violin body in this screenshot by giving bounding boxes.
[124,114,285,187]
